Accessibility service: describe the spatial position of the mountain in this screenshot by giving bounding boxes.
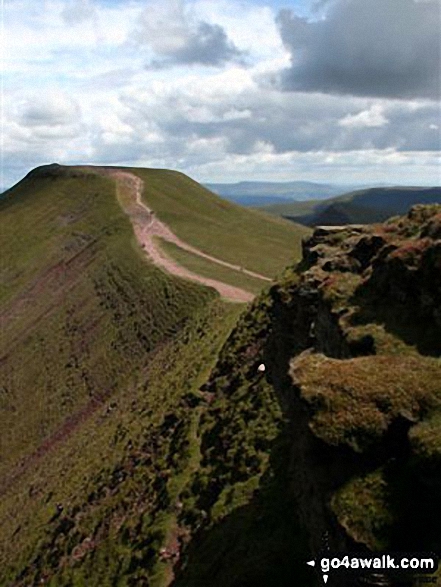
[0,163,308,586]
[262,186,441,226]
[1,166,440,587]
[205,180,359,206]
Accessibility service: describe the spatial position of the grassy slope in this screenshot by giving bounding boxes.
[173,207,441,585]
[6,167,439,586]
[173,288,310,587]
[157,238,268,295]
[0,269,312,587]
[0,167,215,480]
[0,166,247,585]
[126,168,310,278]
[0,298,242,586]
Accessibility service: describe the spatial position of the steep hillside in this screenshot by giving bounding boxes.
[0,165,217,480]
[171,205,441,587]
[0,164,244,585]
[262,186,441,226]
[158,239,267,295]
[2,166,440,587]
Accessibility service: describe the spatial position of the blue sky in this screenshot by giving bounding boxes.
[2,0,440,188]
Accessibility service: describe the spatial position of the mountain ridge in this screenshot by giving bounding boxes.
[1,166,440,586]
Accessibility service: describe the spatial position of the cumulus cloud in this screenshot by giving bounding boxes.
[3,0,440,189]
[338,105,389,128]
[18,93,81,128]
[133,0,243,67]
[116,71,441,161]
[276,0,441,99]
[3,92,85,180]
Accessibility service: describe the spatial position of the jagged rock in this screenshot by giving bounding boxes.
[349,234,386,270]
[265,204,441,572]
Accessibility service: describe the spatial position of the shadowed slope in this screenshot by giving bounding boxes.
[262,186,441,226]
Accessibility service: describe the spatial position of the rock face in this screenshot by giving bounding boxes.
[263,205,441,584]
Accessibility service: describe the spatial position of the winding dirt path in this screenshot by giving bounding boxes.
[101,169,271,303]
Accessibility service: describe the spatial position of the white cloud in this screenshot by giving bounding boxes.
[338,104,389,128]
[2,0,439,190]
[192,0,286,61]
[132,0,243,67]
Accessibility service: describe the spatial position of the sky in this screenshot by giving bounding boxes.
[2,0,441,188]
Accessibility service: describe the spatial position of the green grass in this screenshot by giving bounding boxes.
[331,469,394,550]
[0,162,245,583]
[0,195,312,586]
[157,238,269,295]
[6,166,438,586]
[0,167,217,481]
[293,353,441,453]
[172,291,310,587]
[0,299,242,586]
[124,167,310,278]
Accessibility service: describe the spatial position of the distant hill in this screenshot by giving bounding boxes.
[205,180,359,206]
[215,195,297,207]
[262,186,441,226]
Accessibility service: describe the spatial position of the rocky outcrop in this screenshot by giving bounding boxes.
[262,205,441,585]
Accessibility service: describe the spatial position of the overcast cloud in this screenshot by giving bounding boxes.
[276,0,441,99]
[2,0,440,189]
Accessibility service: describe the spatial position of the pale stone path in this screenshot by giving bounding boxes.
[101,169,271,303]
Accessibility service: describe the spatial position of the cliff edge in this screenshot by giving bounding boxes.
[175,205,441,587]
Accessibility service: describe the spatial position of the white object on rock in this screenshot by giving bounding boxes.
[257,363,266,372]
